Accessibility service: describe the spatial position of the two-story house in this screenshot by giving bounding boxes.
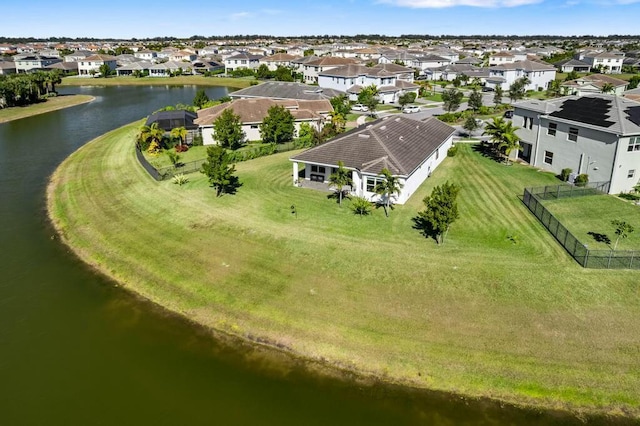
[259,53,300,71]
[318,63,417,104]
[513,94,640,194]
[14,55,62,73]
[77,54,117,76]
[484,59,556,91]
[224,52,263,73]
[302,56,360,84]
[580,51,624,74]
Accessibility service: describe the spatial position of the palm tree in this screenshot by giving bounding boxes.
[170,126,188,148]
[483,117,521,164]
[138,122,164,151]
[374,168,403,217]
[601,83,615,94]
[546,79,562,98]
[328,161,352,206]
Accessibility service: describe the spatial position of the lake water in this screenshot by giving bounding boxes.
[0,85,622,425]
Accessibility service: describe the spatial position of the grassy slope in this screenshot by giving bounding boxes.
[48,127,640,418]
[0,95,94,123]
[60,75,252,89]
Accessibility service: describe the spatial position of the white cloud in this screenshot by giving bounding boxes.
[379,0,543,7]
[230,11,251,20]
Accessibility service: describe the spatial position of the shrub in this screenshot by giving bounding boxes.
[192,134,203,146]
[447,145,458,157]
[574,174,589,187]
[147,141,161,155]
[172,174,189,186]
[175,144,189,153]
[437,113,458,123]
[166,150,181,167]
[560,168,573,182]
[477,106,493,116]
[350,196,373,216]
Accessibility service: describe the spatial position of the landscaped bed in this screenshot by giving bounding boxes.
[48,126,640,419]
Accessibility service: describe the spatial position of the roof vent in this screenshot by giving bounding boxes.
[399,136,404,141]
[380,125,387,130]
[395,117,401,122]
[359,134,370,139]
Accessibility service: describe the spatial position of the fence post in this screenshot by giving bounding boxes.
[584,248,589,268]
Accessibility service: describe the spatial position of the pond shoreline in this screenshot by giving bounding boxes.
[0,94,95,124]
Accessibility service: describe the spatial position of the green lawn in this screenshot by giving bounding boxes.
[0,94,94,123]
[60,75,252,89]
[422,93,443,102]
[542,194,640,251]
[48,127,640,419]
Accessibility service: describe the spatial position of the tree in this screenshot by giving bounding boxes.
[193,89,210,109]
[274,66,294,82]
[170,126,188,148]
[463,116,481,136]
[601,83,615,94]
[497,130,522,165]
[628,75,640,90]
[493,85,503,106]
[374,168,403,218]
[256,64,271,79]
[213,108,244,149]
[328,161,353,206]
[357,84,379,116]
[260,105,295,144]
[546,79,562,98]
[564,70,579,82]
[417,181,460,245]
[441,88,463,112]
[508,77,529,102]
[98,63,112,78]
[612,220,634,250]
[467,88,483,111]
[138,122,164,151]
[483,116,521,161]
[330,94,350,117]
[45,69,63,94]
[297,122,323,147]
[200,145,237,197]
[398,92,417,108]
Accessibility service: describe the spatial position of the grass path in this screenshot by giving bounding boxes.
[0,95,94,123]
[48,126,640,418]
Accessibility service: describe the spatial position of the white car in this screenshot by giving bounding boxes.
[402,105,421,114]
[351,104,369,112]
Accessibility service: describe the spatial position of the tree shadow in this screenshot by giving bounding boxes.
[587,231,611,246]
[326,190,351,204]
[471,142,503,163]
[411,215,438,242]
[223,176,242,195]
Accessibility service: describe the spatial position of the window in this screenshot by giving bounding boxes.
[547,122,557,136]
[310,165,326,174]
[628,137,640,152]
[523,116,533,129]
[366,176,384,193]
[250,125,259,129]
[629,170,636,179]
[568,127,579,142]
[544,150,554,165]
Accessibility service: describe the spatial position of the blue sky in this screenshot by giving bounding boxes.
[3,0,640,39]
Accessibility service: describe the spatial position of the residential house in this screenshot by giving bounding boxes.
[45,61,78,74]
[289,116,455,205]
[134,49,158,62]
[170,50,198,62]
[145,110,199,143]
[77,54,117,76]
[302,56,360,84]
[259,53,300,71]
[488,51,527,66]
[229,81,343,101]
[513,94,640,194]
[412,54,452,75]
[0,61,17,75]
[64,50,93,63]
[318,63,418,103]
[553,58,591,73]
[191,59,224,75]
[148,61,191,77]
[561,74,628,96]
[484,59,556,91]
[224,52,262,73]
[580,51,624,74]
[624,88,640,103]
[14,55,62,73]
[116,60,153,76]
[195,98,332,145]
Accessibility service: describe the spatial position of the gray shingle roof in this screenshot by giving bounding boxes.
[229,82,343,101]
[290,116,455,176]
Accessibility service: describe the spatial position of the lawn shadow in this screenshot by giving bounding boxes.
[223,176,242,195]
[587,231,611,246]
[471,142,501,162]
[412,215,438,243]
[326,190,351,204]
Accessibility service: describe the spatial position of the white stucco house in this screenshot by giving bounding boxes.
[302,56,360,84]
[195,98,333,145]
[317,63,418,103]
[561,74,628,97]
[484,59,556,92]
[513,94,640,194]
[290,116,455,205]
[77,54,117,76]
[224,52,263,73]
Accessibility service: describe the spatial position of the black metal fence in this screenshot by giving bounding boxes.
[523,182,640,269]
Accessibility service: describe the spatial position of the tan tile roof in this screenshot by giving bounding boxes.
[195,98,332,126]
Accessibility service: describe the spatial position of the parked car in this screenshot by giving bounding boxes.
[402,105,421,114]
[352,104,369,112]
[503,110,514,119]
